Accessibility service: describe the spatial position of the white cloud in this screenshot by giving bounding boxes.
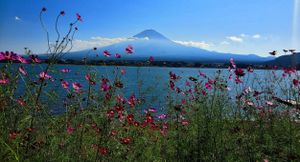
[173,40,213,49]
[15,16,21,21]
[71,36,149,51]
[252,34,261,39]
[226,36,243,43]
[220,41,230,45]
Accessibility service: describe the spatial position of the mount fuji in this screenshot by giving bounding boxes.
[65,29,274,63]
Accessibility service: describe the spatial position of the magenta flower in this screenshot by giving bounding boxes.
[17,98,26,106]
[125,45,134,54]
[234,68,245,77]
[293,79,299,86]
[147,107,157,113]
[205,82,212,90]
[39,71,52,80]
[61,80,69,89]
[121,69,126,75]
[0,78,9,84]
[157,114,167,119]
[266,101,273,106]
[29,55,42,63]
[127,94,138,108]
[101,78,110,91]
[169,80,175,90]
[149,56,154,62]
[67,126,75,134]
[103,50,111,57]
[85,74,96,85]
[18,66,27,75]
[0,51,18,61]
[235,77,243,84]
[76,13,82,21]
[16,55,28,63]
[185,81,191,87]
[169,71,178,80]
[61,68,71,73]
[230,58,236,68]
[181,120,189,125]
[198,71,207,78]
[115,53,121,58]
[72,82,82,92]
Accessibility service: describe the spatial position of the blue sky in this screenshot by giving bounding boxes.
[0,0,299,56]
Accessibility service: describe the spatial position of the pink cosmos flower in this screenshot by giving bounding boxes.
[149,56,154,62]
[127,94,138,108]
[103,50,111,57]
[18,66,27,75]
[266,101,273,106]
[39,71,52,80]
[125,45,134,54]
[72,82,82,92]
[85,74,96,85]
[185,81,191,87]
[235,77,243,84]
[169,71,178,80]
[0,78,9,84]
[16,55,28,63]
[205,82,212,90]
[234,68,245,77]
[181,120,189,125]
[76,13,82,21]
[121,69,126,75]
[293,79,299,86]
[169,80,175,90]
[61,68,71,73]
[147,107,157,113]
[157,114,167,119]
[115,53,121,58]
[17,98,26,106]
[230,58,236,68]
[202,90,207,96]
[116,95,125,103]
[61,80,69,89]
[101,78,110,91]
[29,55,42,63]
[198,71,207,78]
[0,51,18,61]
[67,126,75,134]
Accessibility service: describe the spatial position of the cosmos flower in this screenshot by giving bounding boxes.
[76,13,82,21]
[61,80,69,89]
[125,45,134,54]
[61,68,71,73]
[67,126,75,135]
[103,50,111,57]
[72,82,82,92]
[121,137,132,144]
[293,79,299,86]
[39,71,52,80]
[18,66,27,75]
[149,56,154,62]
[115,53,121,58]
[234,68,245,77]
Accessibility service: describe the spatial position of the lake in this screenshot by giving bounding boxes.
[2,63,292,114]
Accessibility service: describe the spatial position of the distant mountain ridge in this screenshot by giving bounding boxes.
[63,29,274,64]
[266,53,300,67]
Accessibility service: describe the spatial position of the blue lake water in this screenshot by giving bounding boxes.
[1,63,294,114]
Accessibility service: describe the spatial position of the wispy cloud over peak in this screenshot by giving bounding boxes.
[226,36,243,43]
[173,40,213,49]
